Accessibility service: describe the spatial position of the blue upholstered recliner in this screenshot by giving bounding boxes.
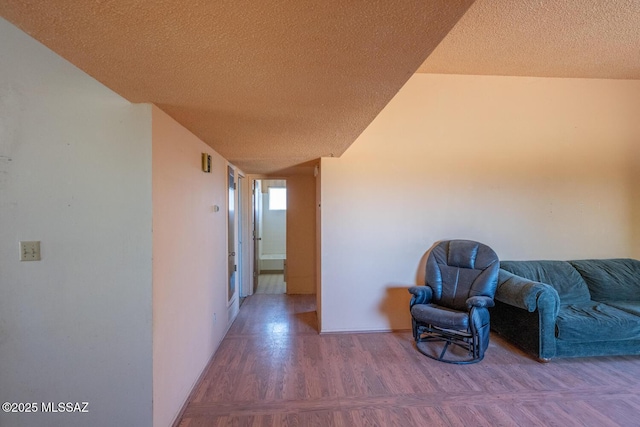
[408,240,500,364]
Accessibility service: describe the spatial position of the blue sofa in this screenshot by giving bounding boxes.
[491,258,640,361]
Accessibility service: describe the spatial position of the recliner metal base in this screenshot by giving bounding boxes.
[414,325,484,364]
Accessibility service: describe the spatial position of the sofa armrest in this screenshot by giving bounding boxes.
[495,269,561,361]
[496,270,560,316]
[408,286,432,307]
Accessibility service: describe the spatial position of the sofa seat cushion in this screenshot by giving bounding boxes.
[605,301,640,317]
[556,303,640,342]
[411,304,469,330]
[501,260,591,305]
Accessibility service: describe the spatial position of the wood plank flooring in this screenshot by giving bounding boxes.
[176,294,640,426]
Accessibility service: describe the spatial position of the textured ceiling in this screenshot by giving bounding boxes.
[419,0,640,79]
[3,1,638,174]
[0,0,473,174]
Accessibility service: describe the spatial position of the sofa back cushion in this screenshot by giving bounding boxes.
[500,260,591,305]
[569,259,640,302]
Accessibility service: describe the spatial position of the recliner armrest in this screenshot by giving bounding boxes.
[496,270,560,317]
[408,286,432,307]
[467,296,494,308]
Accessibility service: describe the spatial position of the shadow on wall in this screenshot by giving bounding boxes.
[378,286,412,331]
[378,241,441,330]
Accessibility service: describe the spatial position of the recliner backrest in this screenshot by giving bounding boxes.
[426,240,500,310]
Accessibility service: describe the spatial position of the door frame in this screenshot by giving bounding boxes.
[227,165,237,304]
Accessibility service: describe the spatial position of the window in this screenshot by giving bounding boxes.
[268,187,287,210]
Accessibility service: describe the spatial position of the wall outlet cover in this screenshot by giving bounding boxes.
[20,241,41,261]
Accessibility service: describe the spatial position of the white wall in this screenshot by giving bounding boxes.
[152,106,235,427]
[0,18,153,427]
[320,73,640,333]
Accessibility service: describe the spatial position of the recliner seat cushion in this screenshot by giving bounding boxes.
[500,260,591,305]
[556,302,640,342]
[411,304,469,330]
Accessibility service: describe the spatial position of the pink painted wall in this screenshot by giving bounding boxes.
[320,74,640,333]
[631,140,640,256]
[152,106,235,426]
[286,175,317,294]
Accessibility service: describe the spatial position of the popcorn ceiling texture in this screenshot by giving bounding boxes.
[0,0,473,174]
[2,1,638,173]
[418,0,640,80]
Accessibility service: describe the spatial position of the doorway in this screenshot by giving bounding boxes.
[253,179,287,294]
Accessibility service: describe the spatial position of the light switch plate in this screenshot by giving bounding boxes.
[20,241,41,261]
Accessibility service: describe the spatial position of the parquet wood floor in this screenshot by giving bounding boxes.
[176,294,640,426]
